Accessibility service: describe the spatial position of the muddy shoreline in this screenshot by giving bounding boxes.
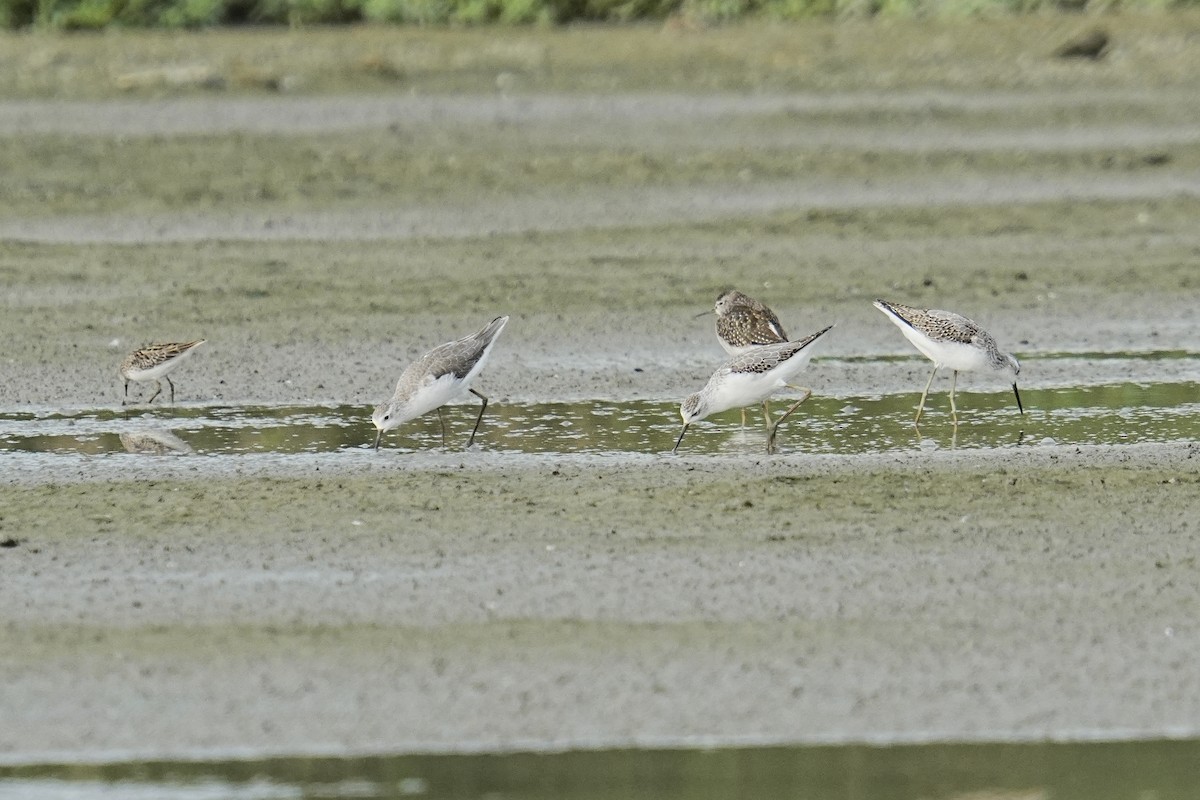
[2,18,1200,764]
[2,444,1199,761]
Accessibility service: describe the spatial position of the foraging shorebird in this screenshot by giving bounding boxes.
[873,299,1023,425]
[372,316,509,450]
[674,325,834,454]
[120,340,206,404]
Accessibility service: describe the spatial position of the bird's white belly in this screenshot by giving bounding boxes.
[705,365,802,416]
[900,327,989,372]
[403,373,469,420]
[124,360,179,381]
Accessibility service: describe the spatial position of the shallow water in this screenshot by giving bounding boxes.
[3,738,1200,799]
[1,381,1196,459]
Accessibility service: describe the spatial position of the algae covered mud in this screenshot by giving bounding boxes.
[2,13,1200,782]
[4,739,1200,799]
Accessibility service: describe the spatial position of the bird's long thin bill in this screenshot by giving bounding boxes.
[1013,383,1024,415]
[692,310,713,319]
[672,424,689,453]
[372,429,382,450]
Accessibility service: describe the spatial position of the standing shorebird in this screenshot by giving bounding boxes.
[673,325,834,455]
[120,340,206,405]
[873,299,1023,425]
[372,316,509,451]
[711,289,788,355]
[705,289,789,426]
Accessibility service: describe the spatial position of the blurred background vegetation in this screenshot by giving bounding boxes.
[2,0,1195,30]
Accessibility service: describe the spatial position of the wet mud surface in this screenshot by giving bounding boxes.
[1,17,1199,764]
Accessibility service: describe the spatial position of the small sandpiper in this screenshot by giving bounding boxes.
[712,289,788,355]
[873,299,1023,425]
[372,316,509,450]
[706,289,789,426]
[673,324,834,455]
[120,340,206,405]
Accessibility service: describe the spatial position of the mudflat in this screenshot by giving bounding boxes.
[1,16,1199,763]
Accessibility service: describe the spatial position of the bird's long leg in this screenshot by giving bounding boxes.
[123,379,130,406]
[467,388,489,448]
[437,406,447,449]
[760,400,772,432]
[915,365,938,425]
[147,381,163,404]
[166,375,176,404]
[742,397,770,429]
[672,423,690,454]
[766,388,812,454]
[949,370,959,427]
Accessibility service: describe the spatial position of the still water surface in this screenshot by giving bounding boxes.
[1,382,1196,458]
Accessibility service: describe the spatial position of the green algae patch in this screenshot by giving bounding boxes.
[2,456,1195,553]
[5,129,1197,221]
[3,196,1199,344]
